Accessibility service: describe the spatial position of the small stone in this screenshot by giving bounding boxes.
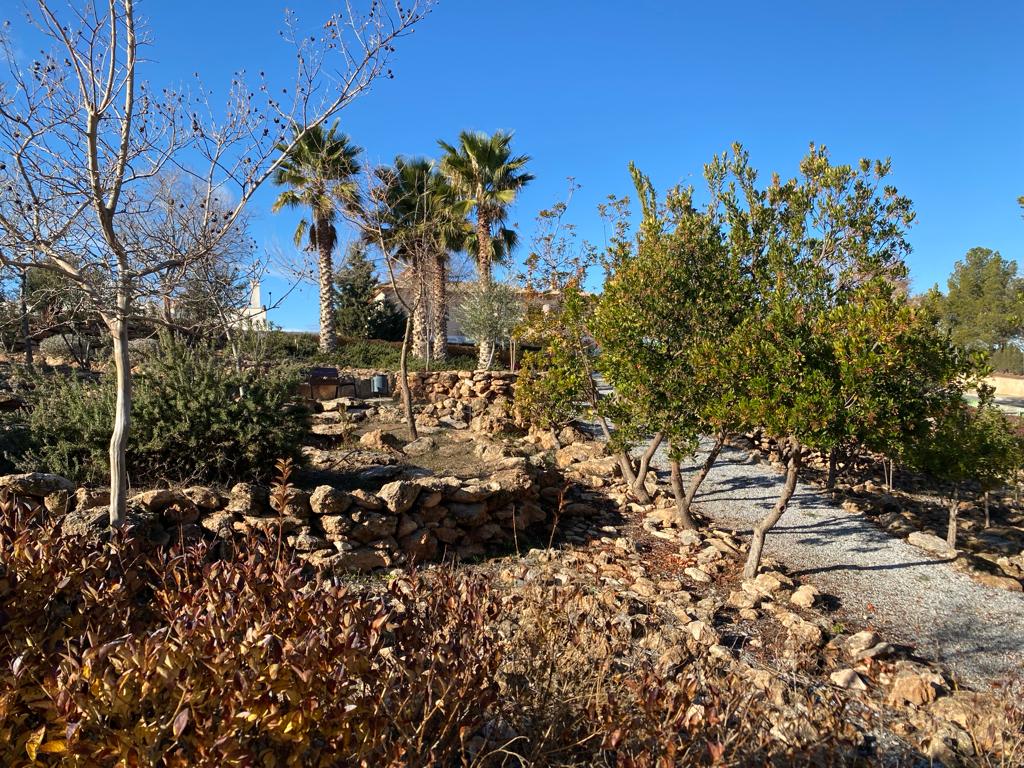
[789,584,819,609]
[377,480,422,514]
[888,670,945,707]
[830,669,868,691]
[310,486,352,515]
[684,566,712,583]
[844,631,879,659]
[359,429,403,452]
[687,620,719,646]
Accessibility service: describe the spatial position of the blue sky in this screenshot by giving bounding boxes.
[27,1,1024,329]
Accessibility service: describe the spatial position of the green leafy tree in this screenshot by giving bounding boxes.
[928,247,1023,351]
[439,130,533,368]
[594,164,748,528]
[908,385,1018,547]
[272,122,362,353]
[692,144,922,578]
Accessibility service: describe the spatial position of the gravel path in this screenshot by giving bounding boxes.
[644,436,1024,687]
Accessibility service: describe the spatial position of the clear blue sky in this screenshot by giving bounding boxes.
[49,1,1024,329]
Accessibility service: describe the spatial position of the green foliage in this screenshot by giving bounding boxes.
[593,163,747,455]
[909,386,1022,495]
[454,281,524,362]
[988,344,1024,374]
[10,341,308,485]
[334,243,406,341]
[927,247,1023,351]
[515,285,599,431]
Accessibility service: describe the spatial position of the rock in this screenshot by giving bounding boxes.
[350,489,384,510]
[404,436,437,456]
[830,669,868,691]
[683,566,712,583]
[399,529,438,561]
[161,498,200,525]
[789,584,818,609]
[888,670,946,707]
[332,547,391,571]
[75,487,110,511]
[844,631,880,658]
[396,514,419,539]
[226,483,268,516]
[0,472,75,498]
[319,515,353,538]
[349,509,398,543]
[854,642,895,662]
[377,480,422,515]
[907,531,956,558]
[973,572,1022,592]
[183,486,222,510]
[129,489,178,513]
[687,620,719,646]
[359,429,403,452]
[309,486,352,515]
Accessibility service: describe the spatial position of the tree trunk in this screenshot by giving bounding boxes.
[475,212,494,370]
[317,221,338,354]
[411,271,430,360]
[591,411,645,501]
[399,312,418,442]
[431,253,448,364]
[743,437,802,579]
[19,268,33,370]
[825,446,839,491]
[108,316,132,526]
[946,485,959,550]
[678,432,725,522]
[629,432,664,504]
[984,490,990,529]
[669,457,697,530]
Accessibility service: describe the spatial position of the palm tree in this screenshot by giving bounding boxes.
[272,121,362,353]
[369,157,467,362]
[438,130,533,368]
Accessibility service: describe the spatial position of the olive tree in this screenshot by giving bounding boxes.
[0,0,431,524]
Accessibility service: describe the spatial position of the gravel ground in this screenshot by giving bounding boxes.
[643,436,1024,688]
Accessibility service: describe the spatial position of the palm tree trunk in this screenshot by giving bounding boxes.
[317,219,338,354]
[412,267,430,360]
[431,253,448,364]
[475,213,494,370]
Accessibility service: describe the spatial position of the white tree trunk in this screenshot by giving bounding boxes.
[108,316,132,526]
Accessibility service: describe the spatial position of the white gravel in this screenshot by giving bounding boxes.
[644,436,1024,687]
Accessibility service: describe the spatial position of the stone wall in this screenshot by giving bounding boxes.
[408,371,518,433]
[0,459,560,572]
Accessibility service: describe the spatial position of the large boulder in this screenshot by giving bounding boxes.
[0,472,75,498]
[348,509,398,544]
[226,483,269,516]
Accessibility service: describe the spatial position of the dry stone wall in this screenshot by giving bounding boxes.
[408,371,518,433]
[0,458,562,572]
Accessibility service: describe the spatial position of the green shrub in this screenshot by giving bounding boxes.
[11,341,308,485]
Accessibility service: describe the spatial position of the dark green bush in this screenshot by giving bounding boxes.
[10,341,308,485]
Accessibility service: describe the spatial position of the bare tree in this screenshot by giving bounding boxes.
[0,0,431,525]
